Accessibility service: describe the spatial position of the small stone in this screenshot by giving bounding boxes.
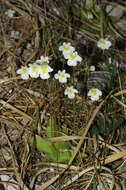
[117,22,126,31]
[10,31,20,39]
[106,5,123,18]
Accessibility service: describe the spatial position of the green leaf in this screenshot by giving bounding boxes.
[47,118,59,138]
[54,141,71,150]
[47,151,71,163]
[31,108,40,132]
[28,135,71,163]
[47,118,71,150]
[57,151,71,163]
[29,118,73,163]
[93,181,97,190]
[28,135,58,156]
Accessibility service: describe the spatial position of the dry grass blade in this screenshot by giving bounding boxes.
[3,127,29,190]
[0,181,19,189]
[101,150,126,165]
[0,117,30,132]
[108,22,126,39]
[25,89,44,99]
[99,136,121,153]
[84,174,94,190]
[112,89,126,97]
[0,99,32,121]
[36,174,60,190]
[0,168,16,172]
[61,166,114,189]
[47,136,89,142]
[30,168,49,189]
[31,162,80,171]
[97,173,115,190]
[4,0,29,16]
[111,96,126,108]
[0,77,20,85]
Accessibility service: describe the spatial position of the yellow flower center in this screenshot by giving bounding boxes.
[70,54,76,61]
[64,47,69,52]
[59,74,65,79]
[91,89,97,96]
[41,65,47,73]
[101,40,107,47]
[32,66,37,72]
[22,68,27,75]
[68,89,73,94]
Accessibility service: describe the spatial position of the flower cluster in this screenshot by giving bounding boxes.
[17,43,81,99]
[16,41,105,101]
[59,42,82,66]
[17,56,53,80]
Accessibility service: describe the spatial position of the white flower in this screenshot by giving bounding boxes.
[54,70,70,83]
[97,38,112,50]
[88,88,102,101]
[39,63,53,79]
[5,9,15,18]
[64,86,78,99]
[59,42,75,59]
[17,66,29,80]
[67,51,82,66]
[28,64,40,78]
[36,56,49,64]
[90,65,95,71]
